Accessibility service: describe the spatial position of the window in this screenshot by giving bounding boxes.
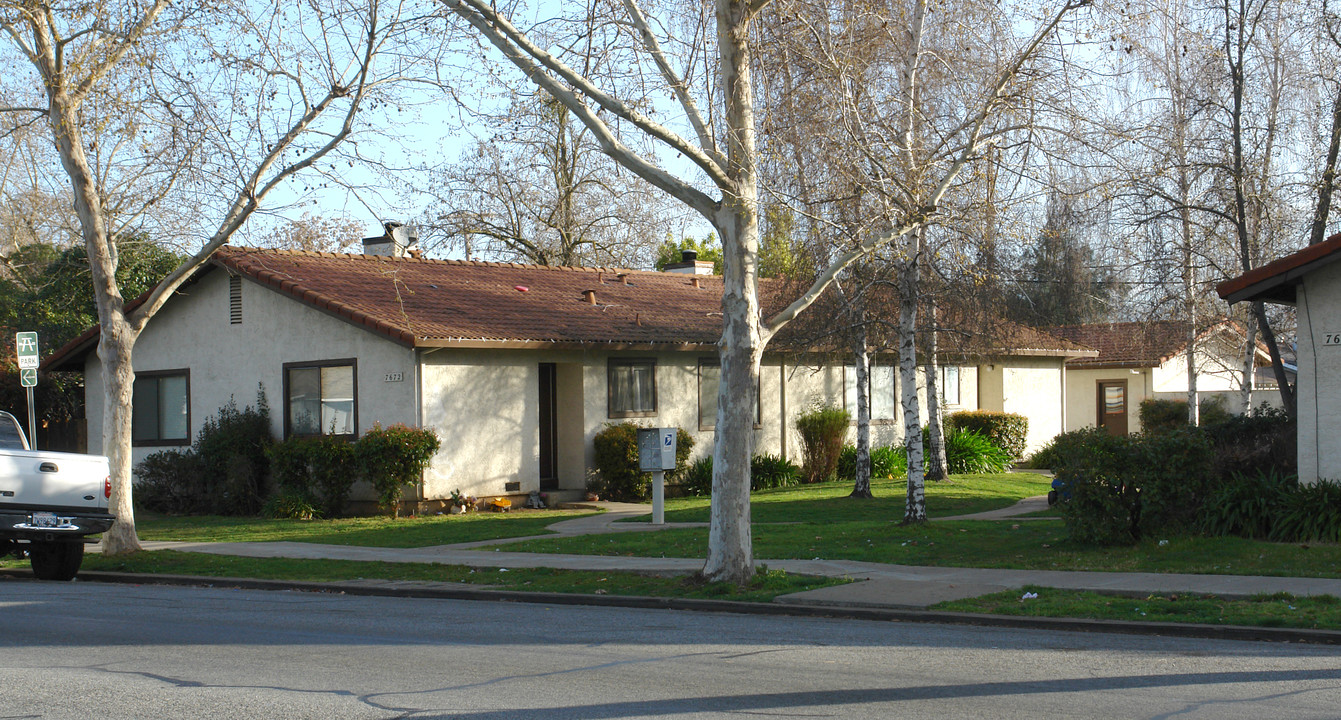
[697,359,761,430]
[941,365,961,406]
[132,370,190,445]
[284,360,357,437]
[608,358,656,418]
[845,362,896,421]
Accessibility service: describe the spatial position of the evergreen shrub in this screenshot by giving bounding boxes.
[355,424,441,517]
[590,423,693,501]
[946,411,1028,460]
[795,406,849,483]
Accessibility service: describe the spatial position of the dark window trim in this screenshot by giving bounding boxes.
[283,358,359,439]
[697,358,762,430]
[132,369,192,447]
[607,357,657,419]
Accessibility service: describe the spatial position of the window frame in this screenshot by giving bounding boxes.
[131,369,191,447]
[696,358,762,430]
[606,357,658,419]
[283,358,359,439]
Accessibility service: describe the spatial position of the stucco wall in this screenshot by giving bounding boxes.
[84,269,417,474]
[976,359,1065,452]
[1298,262,1341,484]
[1063,367,1152,434]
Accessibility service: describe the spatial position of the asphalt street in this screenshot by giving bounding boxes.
[2,580,1340,719]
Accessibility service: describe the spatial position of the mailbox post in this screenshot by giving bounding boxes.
[637,427,677,525]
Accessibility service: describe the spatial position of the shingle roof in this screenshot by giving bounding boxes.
[1045,320,1251,368]
[43,246,1097,369]
[1217,232,1341,304]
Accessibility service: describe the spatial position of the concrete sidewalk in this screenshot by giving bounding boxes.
[131,498,1341,610]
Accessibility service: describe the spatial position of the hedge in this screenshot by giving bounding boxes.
[946,410,1028,460]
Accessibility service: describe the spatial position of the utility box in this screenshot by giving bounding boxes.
[637,427,677,472]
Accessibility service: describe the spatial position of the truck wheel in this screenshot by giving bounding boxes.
[29,541,85,581]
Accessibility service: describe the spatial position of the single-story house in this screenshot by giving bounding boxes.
[1045,320,1279,436]
[44,239,1094,509]
[1217,232,1341,485]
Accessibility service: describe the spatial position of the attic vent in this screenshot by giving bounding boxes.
[229,275,242,325]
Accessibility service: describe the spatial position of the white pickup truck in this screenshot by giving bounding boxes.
[0,411,115,580]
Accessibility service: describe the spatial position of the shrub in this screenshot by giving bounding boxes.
[750,453,801,490]
[267,435,358,518]
[837,444,907,481]
[795,406,849,483]
[1140,397,1235,435]
[1199,469,1298,539]
[132,388,274,516]
[946,411,1028,460]
[680,456,714,497]
[354,424,441,517]
[1270,479,1341,543]
[263,489,322,520]
[192,391,274,516]
[590,423,694,502]
[1050,427,1215,544]
[944,429,1013,474]
[1203,405,1296,481]
[133,450,205,515]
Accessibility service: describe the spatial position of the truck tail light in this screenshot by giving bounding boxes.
[105,476,111,499]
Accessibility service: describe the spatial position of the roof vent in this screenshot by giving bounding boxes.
[583,289,597,305]
[682,250,697,263]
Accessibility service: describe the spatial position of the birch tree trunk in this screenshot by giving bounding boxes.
[901,229,926,523]
[924,300,948,481]
[850,317,873,498]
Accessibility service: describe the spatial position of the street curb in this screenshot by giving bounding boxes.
[6,568,1341,646]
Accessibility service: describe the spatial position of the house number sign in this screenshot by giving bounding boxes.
[1324,333,1341,347]
[384,372,404,383]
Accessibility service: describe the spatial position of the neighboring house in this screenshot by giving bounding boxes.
[1045,320,1278,436]
[44,241,1093,509]
[1218,232,1341,485]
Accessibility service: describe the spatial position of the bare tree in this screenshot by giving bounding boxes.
[440,0,1088,579]
[420,95,682,267]
[0,0,432,553]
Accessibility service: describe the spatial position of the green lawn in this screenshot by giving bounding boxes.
[70,550,845,603]
[134,508,597,548]
[631,473,1052,524]
[498,518,1341,579]
[934,586,1341,631]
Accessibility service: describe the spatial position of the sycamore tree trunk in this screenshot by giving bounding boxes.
[702,0,764,585]
[850,317,873,498]
[923,300,947,481]
[45,76,145,554]
[900,229,926,523]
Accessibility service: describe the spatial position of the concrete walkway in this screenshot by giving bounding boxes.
[133,497,1341,610]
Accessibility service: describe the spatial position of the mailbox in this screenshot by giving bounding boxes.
[637,427,677,472]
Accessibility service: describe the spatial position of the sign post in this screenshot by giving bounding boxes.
[637,428,677,525]
[15,332,38,448]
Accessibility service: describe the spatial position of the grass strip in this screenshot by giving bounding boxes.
[55,550,846,603]
[497,521,1341,579]
[625,473,1053,524]
[135,509,597,548]
[933,585,1341,631]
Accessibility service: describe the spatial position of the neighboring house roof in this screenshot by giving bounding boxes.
[1217,232,1341,304]
[43,246,1095,370]
[1044,319,1264,369]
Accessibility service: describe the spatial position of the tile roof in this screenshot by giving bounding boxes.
[213,247,730,348]
[1217,232,1341,304]
[43,246,1098,369]
[1045,320,1253,368]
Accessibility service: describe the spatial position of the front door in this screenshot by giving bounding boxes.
[1097,380,1128,436]
[539,363,558,490]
